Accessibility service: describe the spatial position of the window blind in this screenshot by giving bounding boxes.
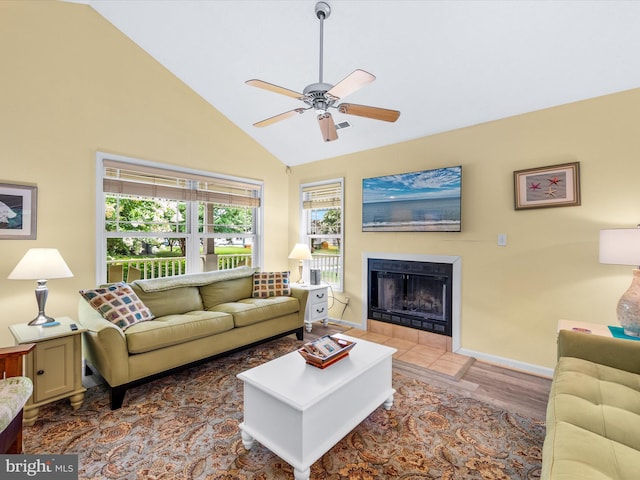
[302,182,342,209]
[103,159,260,207]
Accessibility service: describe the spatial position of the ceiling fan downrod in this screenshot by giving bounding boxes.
[316,2,331,85]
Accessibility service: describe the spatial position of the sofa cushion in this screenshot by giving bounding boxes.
[542,355,640,479]
[124,310,234,354]
[0,376,33,432]
[252,271,291,298]
[131,284,203,318]
[210,296,299,327]
[548,357,640,451]
[132,266,257,292]
[199,276,254,309]
[80,282,154,331]
[542,421,640,480]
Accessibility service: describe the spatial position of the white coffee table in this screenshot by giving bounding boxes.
[237,334,396,480]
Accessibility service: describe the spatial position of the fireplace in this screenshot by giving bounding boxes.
[368,258,453,336]
[363,253,461,350]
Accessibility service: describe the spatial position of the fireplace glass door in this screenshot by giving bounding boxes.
[368,259,452,336]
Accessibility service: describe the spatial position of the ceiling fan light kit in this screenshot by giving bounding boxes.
[246,1,400,142]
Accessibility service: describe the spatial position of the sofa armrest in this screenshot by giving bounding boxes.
[77,299,130,386]
[290,286,310,325]
[558,329,640,374]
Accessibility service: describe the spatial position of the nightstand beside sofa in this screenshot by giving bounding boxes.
[78,267,308,409]
[541,329,640,479]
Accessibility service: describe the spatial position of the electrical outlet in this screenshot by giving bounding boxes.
[344,296,350,306]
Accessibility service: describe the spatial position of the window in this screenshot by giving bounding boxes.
[300,179,344,291]
[97,153,262,284]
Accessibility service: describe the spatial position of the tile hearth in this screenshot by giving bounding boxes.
[343,320,474,380]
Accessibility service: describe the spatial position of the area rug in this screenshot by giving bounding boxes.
[24,336,545,479]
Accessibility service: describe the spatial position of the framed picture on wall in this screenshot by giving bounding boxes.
[514,162,580,210]
[0,182,37,239]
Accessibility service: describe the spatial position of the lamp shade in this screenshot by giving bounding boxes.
[288,243,313,261]
[8,248,74,280]
[599,228,640,266]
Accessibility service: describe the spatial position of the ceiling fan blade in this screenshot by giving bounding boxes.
[338,103,401,122]
[327,69,375,100]
[318,112,338,142]
[253,108,307,128]
[246,79,303,99]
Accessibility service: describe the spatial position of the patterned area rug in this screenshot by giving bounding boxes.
[24,336,545,479]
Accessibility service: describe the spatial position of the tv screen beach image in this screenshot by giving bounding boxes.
[362,166,461,232]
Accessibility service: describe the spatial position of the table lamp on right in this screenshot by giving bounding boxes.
[599,226,640,336]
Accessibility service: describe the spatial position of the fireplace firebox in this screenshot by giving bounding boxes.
[367,258,453,336]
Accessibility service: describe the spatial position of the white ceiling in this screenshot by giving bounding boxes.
[76,0,640,166]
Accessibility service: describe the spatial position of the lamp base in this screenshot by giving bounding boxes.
[28,280,58,326]
[617,269,640,337]
[28,313,57,326]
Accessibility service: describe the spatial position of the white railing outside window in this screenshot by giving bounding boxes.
[105,253,253,283]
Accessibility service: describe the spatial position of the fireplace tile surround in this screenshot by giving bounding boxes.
[345,320,473,379]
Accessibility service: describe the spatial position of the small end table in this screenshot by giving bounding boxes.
[292,283,329,332]
[9,317,86,426]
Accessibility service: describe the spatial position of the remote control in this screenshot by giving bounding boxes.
[70,323,78,331]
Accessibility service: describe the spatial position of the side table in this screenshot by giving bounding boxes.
[9,317,86,426]
[293,283,329,332]
[557,319,613,337]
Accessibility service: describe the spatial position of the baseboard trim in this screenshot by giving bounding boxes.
[327,317,360,329]
[457,348,554,378]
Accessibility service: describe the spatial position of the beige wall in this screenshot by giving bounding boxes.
[0,1,289,346]
[288,88,640,370]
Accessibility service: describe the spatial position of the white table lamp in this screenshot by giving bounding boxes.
[8,248,74,326]
[599,227,640,336]
[288,243,313,283]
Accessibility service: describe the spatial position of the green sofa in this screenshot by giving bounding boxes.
[78,267,308,409]
[541,329,640,479]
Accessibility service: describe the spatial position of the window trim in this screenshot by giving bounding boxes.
[95,152,264,285]
[299,177,344,292]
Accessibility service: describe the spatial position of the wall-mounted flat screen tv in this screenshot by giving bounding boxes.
[362,166,462,232]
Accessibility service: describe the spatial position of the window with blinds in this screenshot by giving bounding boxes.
[300,178,344,291]
[97,154,263,283]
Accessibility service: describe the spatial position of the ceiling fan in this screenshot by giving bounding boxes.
[246,1,400,142]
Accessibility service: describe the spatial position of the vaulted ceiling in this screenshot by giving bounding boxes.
[75,1,640,166]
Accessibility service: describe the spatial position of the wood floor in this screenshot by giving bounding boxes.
[305,322,552,422]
